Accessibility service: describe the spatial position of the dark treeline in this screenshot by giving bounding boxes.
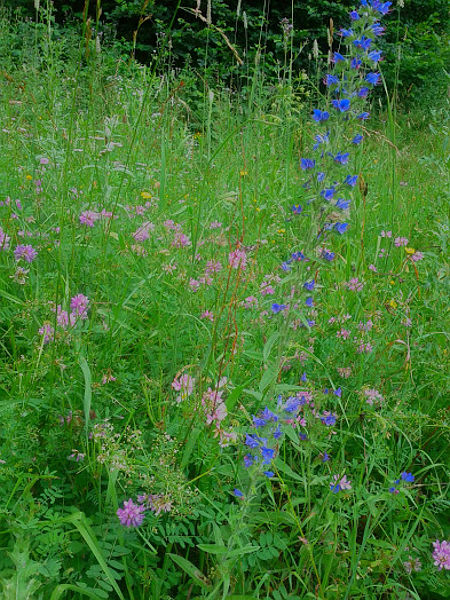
[3,0,449,96]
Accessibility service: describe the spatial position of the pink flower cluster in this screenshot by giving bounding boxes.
[172,372,195,403]
[432,540,450,571]
[79,209,116,227]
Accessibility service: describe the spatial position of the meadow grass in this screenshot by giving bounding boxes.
[0,4,449,600]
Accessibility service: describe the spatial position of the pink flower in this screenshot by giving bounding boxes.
[209,221,222,229]
[14,244,38,263]
[172,373,195,403]
[364,388,383,405]
[172,232,191,247]
[117,499,146,527]
[79,210,100,227]
[0,227,10,251]
[70,293,90,319]
[410,251,423,262]
[133,221,154,242]
[38,323,55,344]
[200,310,214,322]
[380,230,392,238]
[394,236,409,247]
[189,278,200,292]
[330,474,352,493]
[346,278,364,291]
[432,540,450,571]
[337,328,350,340]
[368,264,377,272]
[205,260,222,274]
[243,296,258,309]
[228,248,247,270]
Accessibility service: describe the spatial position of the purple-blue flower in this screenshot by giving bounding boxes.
[312,109,330,122]
[233,488,244,497]
[117,499,146,527]
[301,158,316,170]
[334,222,349,235]
[331,98,350,112]
[271,303,287,314]
[303,279,315,291]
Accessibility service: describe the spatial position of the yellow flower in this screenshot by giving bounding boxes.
[26,174,32,180]
[140,191,151,199]
[405,247,416,255]
[389,279,395,285]
[240,170,248,177]
[388,299,397,309]
[277,228,285,234]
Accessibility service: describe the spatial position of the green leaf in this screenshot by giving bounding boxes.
[263,332,279,363]
[50,585,105,600]
[79,355,92,432]
[197,543,227,554]
[167,553,210,588]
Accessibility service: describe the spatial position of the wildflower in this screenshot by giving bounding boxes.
[331,98,351,112]
[312,109,330,122]
[303,279,315,291]
[321,412,337,426]
[172,373,195,403]
[432,540,450,571]
[364,388,383,405]
[401,472,415,483]
[349,10,359,20]
[228,248,247,270]
[14,244,38,263]
[271,303,287,314]
[292,204,302,214]
[233,488,244,498]
[322,452,330,462]
[38,323,55,344]
[324,74,339,86]
[244,454,255,468]
[243,295,258,308]
[200,310,214,321]
[301,158,316,170]
[333,152,350,165]
[357,112,370,120]
[368,50,382,63]
[336,198,350,210]
[70,294,90,319]
[133,221,154,242]
[263,471,275,478]
[389,486,399,494]
[333,52,346,63]
[260,446,275,464]
[352,134,363,144]
[395,236,409,247]
[117,499,146,527]
[79,210,100,227]
[321,187,336,201]
[334,222,349,235]
[0,227,10,251]
[366,72,381,85]
[330,474,352,493]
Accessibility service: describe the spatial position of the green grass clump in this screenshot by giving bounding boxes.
[0,5,449,600]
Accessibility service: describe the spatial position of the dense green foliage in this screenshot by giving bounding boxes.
[0,2,449,600]
[3,0,449,100]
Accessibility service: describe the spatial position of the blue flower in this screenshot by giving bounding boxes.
[244,454,255,468]
[284,396,301,413]
[388,486,399,494]
[366,72,381,85]
[233,488,244,497]
[245,434,260,448]
[322,452,330,462]
[291,204,302,214]
[334,222,349,235]
[357,112,370,120]
[313,133,329,149]
[351,57,362,69]
[322,249,335,261]
[299,433,308,441]
[291,251,306,261]
[260,446,275,465]
[301,158,316,170]
[336,198,350,210]
[371,22,385,36]
[368,50,382,64]
[352,134,363,145]
[273,425,283,440]
[321,187,336,201]
[312,109,330,122]
[324,74,339,86]
[320,414,336,427]
[345,175,358,187]
[305,297,313,307]
[349,10,359,20]
[353,36,372,50]
[401,472,415,483]
[253,416,267,428]
[317,172,326,182]
[334,387,342,397]
[341,28,354,38]
[303,279,315,291]
[281,262,292,272]
[358,87,370,98]
[301,371,307,381]
[333,52,346,63]
[263,471,275,478]
[331,98,350,112]
[334,152,350,165]
[271,303,287,314]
